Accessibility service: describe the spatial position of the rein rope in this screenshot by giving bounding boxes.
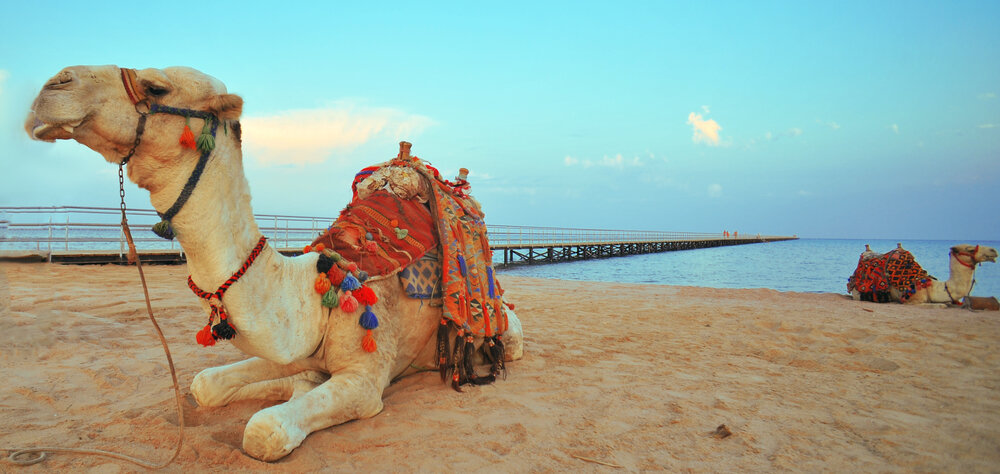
[3,164,186,469]
[188,236,268,346]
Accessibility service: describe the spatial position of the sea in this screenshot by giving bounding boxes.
[496,239,1000,298]
[2,221,998,298]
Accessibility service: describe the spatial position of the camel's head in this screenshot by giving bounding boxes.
[952,244,998,265]
[24,65,243,170]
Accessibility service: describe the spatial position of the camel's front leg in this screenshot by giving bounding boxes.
[242,368,385,461]
[191,357,323,407]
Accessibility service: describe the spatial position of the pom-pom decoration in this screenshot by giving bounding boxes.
[365,241,378,253]
[327,265,346,286]
[196,122,215,152]
[196,324,216,347]
[321,288,339,308]
[315,243,326,252]
[362,330,377,353]
[314,274,332,294]
[316,254,334,274]
[347,262,359,273]
[212,318,236,340]
[303,245,313,254]
[152,220,175,240]
[340,273,361,291]
[179,123,197,149]
[354,285,378,305]
[340,292,359,313]
[359,306,379,330]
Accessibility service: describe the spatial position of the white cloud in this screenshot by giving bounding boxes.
[707,183,722,198]
[241,101,434,166]
[687,112,722,146]
[701,105,711,114]
[827,121,841,130]
[979,123,997,129]
[891,123,899,134]
[979,92,997,100]
[563,155,578,166]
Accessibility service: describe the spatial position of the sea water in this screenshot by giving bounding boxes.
[496,239,1000,298]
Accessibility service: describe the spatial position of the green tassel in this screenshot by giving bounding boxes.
[395,227,409,239]
[152,220,175,240]
[196,120,215,152]
[321,288,339,308]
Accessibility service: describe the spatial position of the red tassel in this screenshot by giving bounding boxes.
[327,265,346,286]
[340,292,359,313]
[354,285,378,306]
[179,124,197,149]
[362,330,377,352]
[196,324,216,346]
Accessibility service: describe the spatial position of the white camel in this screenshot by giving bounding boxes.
[24,65,523,461]
[849,243,997,304]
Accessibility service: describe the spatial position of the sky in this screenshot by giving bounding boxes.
[1,1,997,240]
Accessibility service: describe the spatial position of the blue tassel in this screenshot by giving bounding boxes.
[359,306,379,329]
[357,270,369,283]
[341,273,361,291]
[487,267,496,298]
[458,254,467,276]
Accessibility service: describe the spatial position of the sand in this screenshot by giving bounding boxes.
[2,261,999,473]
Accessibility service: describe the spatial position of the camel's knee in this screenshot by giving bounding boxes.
[191,366,236,407]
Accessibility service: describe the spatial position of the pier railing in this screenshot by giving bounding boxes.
[0,206,788,263]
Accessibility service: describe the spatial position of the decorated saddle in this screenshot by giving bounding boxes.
[847,247,934,303]
[304,142,509,389]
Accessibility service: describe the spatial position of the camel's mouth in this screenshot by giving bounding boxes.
[28,117,78,142]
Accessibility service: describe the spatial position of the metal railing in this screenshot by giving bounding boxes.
[0,206,772,256]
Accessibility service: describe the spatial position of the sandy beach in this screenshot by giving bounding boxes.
[2,261,999,472]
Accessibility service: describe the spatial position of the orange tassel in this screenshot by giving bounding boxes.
[179,124,197,149]
[362,330,377,352]
[196,324,216,346]
[303,245,313,254]
[315,243,326,252]
[314,274,332,294]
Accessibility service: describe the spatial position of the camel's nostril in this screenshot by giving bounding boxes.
[43,71,75,90]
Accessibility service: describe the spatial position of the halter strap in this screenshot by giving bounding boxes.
[952,245,979,269]
[120,68,146,105]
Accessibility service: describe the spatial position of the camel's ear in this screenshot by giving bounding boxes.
[207,94,243,121]
[950,246,961,254]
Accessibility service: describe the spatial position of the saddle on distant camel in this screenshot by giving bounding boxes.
[847,248,935,303]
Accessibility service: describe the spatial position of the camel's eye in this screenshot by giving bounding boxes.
[147,85,170,97]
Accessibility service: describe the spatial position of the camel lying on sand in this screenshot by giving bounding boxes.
[848,243,997,304]
[24,65,524,461]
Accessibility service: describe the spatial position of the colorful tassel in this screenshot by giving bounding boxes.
[316,254,334,274]
[314,274,332,294]
[196,120,215,152]
[394,227,409,240]
[212,318,236,340]
[347,262,358,273]
[362,330,377,353]
[321,288,339,308]
[327,265,346,286]
[314,243,326,252]
[152,220,175,240]
[179,123,196,149]
[303,245,313,254]
[340,273,361,291]
[359,306,379,329]
[340,292,359,313]
[354,285,378,305]
[196,324,216,346]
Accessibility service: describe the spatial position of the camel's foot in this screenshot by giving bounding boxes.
[243,408,309,462]
[503,309,524,361]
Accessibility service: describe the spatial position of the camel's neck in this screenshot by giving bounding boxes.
[945,254,977,296]
[146,135,265,285]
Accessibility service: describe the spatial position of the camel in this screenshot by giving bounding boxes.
[24,65,524,462]
[848,243,997,304]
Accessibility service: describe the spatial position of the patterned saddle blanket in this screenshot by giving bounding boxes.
[848,248,935,303]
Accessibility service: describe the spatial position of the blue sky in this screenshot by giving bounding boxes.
[1,1,997,240]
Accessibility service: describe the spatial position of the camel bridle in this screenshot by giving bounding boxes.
[952,245,980,269]
[118,67,222,240]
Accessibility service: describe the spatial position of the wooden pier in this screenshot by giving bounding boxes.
[0,207,797,265]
